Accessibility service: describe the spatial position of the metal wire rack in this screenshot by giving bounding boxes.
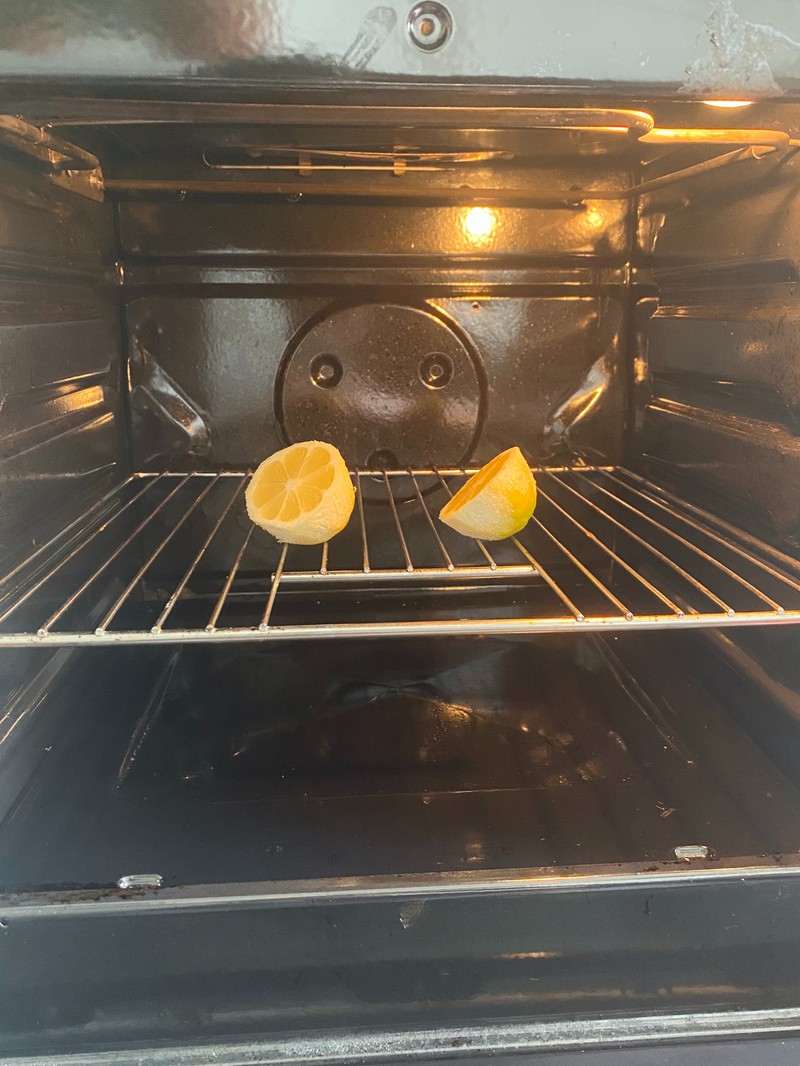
[2,465,800,646]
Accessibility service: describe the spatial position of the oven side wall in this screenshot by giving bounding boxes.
[0,156,126,569]
[631,102,800,551]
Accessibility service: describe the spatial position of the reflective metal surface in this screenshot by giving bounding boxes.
[0,1,798,92]
[0,115,103,201]
[102,140,793,203]
[129,321,211,462]
[4,1012,800,1066]
[2,466,800,646]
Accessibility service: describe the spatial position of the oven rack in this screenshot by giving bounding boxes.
[2,465,800,645]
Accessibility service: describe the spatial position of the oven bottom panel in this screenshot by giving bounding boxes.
[3,632,800,891]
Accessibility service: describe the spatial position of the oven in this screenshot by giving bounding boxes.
[3,3,800,1063]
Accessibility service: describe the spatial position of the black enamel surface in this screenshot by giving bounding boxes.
[3,634,800,889]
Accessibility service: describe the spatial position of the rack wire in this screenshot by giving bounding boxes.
[2,465,800,646]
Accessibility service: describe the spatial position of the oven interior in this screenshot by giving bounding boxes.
[3,95,800,1050]
[3,97,800,886]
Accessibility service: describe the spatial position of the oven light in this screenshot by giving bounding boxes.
[702,100,754,109]
[462,206,496,244]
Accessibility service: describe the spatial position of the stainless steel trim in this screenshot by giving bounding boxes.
[7,610,800,647]
[29,102,656,134]
[5,1008,800,1066]
[4,854,799,915]
[280,565,535,584]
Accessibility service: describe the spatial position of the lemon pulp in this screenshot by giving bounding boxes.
[439,446,537,540]
[246,441,355,545]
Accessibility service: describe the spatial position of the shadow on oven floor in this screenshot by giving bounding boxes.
[2,633,800,890]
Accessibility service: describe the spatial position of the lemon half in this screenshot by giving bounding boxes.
[246,441,355,545]
[439,447,537,540]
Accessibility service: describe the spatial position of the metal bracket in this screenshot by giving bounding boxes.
[117,874,163,890]
[0,115,103,202]
[202,145,514,174]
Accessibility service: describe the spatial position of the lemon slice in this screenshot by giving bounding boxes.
[439,447,537,540]
[246,441,355,544]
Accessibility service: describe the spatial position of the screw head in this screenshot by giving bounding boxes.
[367,449,400,472]
[407,2,452,50]
[310,354,343,390]
[419,352,453,389]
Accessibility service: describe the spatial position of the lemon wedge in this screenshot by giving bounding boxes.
[246,441,355,544]
[439,447,537,540]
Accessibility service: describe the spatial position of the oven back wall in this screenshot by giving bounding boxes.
[118,180,631,474]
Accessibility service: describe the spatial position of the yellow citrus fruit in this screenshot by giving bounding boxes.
[439,447,537,540]
[246,441,355,545]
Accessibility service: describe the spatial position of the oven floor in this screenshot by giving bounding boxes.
[2,634,800,890]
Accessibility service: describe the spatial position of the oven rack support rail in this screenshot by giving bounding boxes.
[6,105,799,206]
[1,465,800,646]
